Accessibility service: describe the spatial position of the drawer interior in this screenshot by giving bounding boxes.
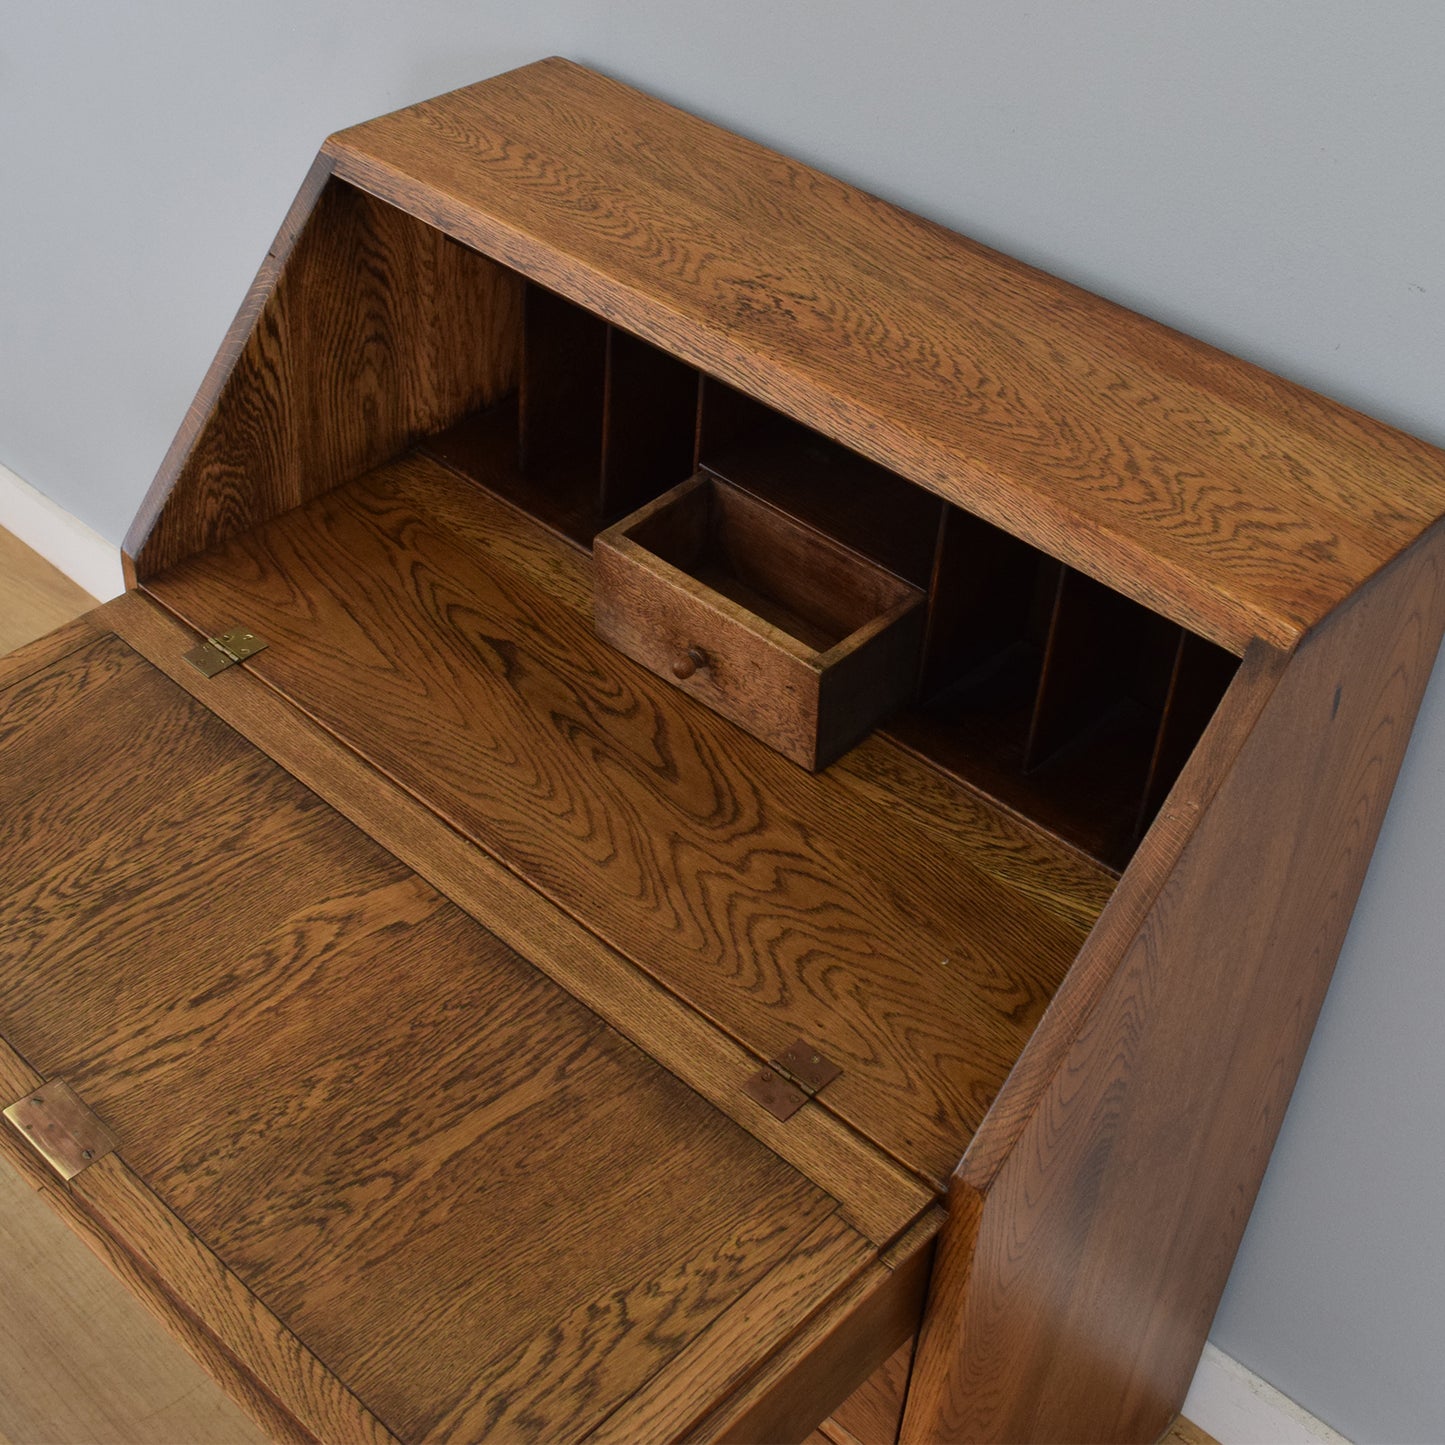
[593,472,927,770]
[617,472,920,652]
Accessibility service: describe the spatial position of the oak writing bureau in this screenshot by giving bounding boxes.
[4,57,1445,1445]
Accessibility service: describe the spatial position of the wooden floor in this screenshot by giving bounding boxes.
[0,529,1219,1444]
[0,531,94,657]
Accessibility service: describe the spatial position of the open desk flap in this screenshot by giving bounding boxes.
[140,458,1109,1186]
[0,625,935,1443]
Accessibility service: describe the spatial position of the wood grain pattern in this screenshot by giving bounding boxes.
[17,60,1445,1445]
[833,732,1116,932]
[955,640,1286,1196]
[1160,1416,1220,1445]
[124,153,334,574]
[0,1040,45,1151]
[826,1339,915,1445]
[144,453,1107,1183]
[903,522,1445,1441]
[129,175,522,578]
[694,1209,940,1445]
[594,471,926,769]
[425,398,604,548]
[0,1156,310,1445]
[0,531,96,657]
[0,1069,336,1445]
[64,1158,375,1445]
[146,892,832,1445]
[101,590,933,1247]
[325,57,1445,653]
[0,608,102,693]
[895,671,1174,871]
[0,632,876,1443]
[584,1216,875,1444]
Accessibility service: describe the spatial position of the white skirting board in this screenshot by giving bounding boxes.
[0,462,126,601]
[1182,1344,1350,1443]
[0,462,1350,1445]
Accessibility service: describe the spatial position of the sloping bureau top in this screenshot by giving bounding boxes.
[323,56,1445,655]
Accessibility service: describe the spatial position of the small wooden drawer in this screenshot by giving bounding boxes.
[593,471,926,769]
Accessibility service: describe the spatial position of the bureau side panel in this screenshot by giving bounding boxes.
[903,524,1445,1443]
[127,172,521,579]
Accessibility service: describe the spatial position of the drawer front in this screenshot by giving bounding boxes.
[594,529,824,766]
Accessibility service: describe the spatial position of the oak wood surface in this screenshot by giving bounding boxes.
[955,639,1286,1197]
[144,453,1111,1183]
[0,632,880,1443]
[594,471,926,769]
[825,1338,915,1445]
[693,1209,940,1445]
[0,1023,345,1445]
[325,57,1445,654]
[0,608,103,695]
[17,56,1445,1445]
[129,175,522,578]
[425,397,604,547]
[123,153,334,574]
[0,1157,322,1445]
[102,589,932,1247]
[1160,1417,1220,1445]
[902,522,1445,1441]
[583,1215,876,1444]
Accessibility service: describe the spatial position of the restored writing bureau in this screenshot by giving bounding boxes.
[5,58,1445,1445]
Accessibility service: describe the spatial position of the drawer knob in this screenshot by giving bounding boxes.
[672,646,709,680]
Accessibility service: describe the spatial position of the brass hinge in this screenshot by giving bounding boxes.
[184,624,269,676]
[743,1039,842,1122]
[3,1080,118,1181]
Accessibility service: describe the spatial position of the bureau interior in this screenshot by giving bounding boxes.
[140,179,1252,1182]
[412,228,1239,869]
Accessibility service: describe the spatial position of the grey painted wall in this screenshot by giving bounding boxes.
[3,3,1442,1438]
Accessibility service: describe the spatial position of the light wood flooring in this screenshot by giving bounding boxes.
[0,531,94,657]
[0,529,1219,1444]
